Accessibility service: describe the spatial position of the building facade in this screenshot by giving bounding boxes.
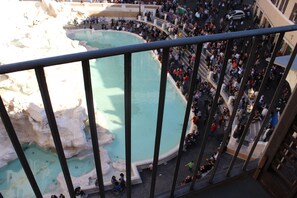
[254,0,297,54]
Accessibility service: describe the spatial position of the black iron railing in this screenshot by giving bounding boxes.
[0,25,297,198]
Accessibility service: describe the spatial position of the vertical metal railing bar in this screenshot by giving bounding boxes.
[169,44,203,198]
[271,164,293,186]
[243,42,297,170]
[241,32,285,170]
[237,33,284,170]
[205,36,257,179]
[225,36,262,177]
[236,32,284,171]
[288,178,297,198]
[149,47,170,198]
[34,67,75,198]
[81,60,105,198]
[0,96,43,198]
[205,39,234,183]
[189,39,234,190]
[124,53,132,198]
[278,151,297,169]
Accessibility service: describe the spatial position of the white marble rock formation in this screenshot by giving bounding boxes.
[0,0,114,174]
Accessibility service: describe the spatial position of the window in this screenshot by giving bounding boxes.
[254,6,258,16]
[284,46,292,55]
[289,4,297,23]
[279,0,285,11]
[275,0,281,8]
[279,0,289,13]
[259,11,263,22]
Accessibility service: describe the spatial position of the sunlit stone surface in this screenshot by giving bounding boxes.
[0,0,114,178]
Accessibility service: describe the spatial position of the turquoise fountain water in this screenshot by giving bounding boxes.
[73,30,187,162]
[0,144,94,197]
[0,30,187,197]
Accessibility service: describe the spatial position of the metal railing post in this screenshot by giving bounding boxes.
[35,67,75,197]
[0,96,43,198]
[81,60,105,198]
[149,47,170,198]
[0,25,295,198]
[243,42,297,170]
[170,43,203,197]
[225,36,261,177]
[124,53,132,198]
[206,39,234,183]
[189,39,234,190]
[240,32,285,170]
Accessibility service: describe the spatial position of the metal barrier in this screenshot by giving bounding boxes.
[0,25,297,198]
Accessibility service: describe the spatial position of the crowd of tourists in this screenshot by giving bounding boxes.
[51,186,86,197]
[72,0,292,190]
[181,147,221,186]
[110,173,126,194]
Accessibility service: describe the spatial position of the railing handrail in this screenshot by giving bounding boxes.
[1,21,297,197]
[1,25,297,74]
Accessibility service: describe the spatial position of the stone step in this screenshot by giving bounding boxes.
[246,121,262,142]
[157,155,259,198]
[199,65,208,76]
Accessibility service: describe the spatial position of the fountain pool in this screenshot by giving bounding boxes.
[0,30,189,197]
